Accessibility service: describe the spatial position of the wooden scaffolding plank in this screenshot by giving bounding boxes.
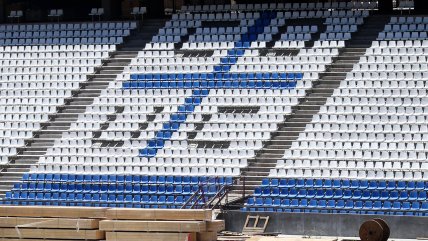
[206,220,225,232]
[0,217,99,229]
[99,220,206,232]
[106,232,196,241]
[0,239,102,241]
[197,232,218,241]
[0,228,105,240]
[106,208,212,221]
[0,206,107,219]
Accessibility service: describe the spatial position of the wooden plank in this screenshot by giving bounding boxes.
[0,228,105,240]
[106,232,196,241]
[0,239,102,241]
[245,238,338,241]
[106,208,212,221]
[197,232,217,241]
[99,220,206,232]
[0,206,107,219]
[0,217,99,229]
[206,220,225,232]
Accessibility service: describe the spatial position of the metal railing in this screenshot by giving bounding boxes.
[181,174,250,210]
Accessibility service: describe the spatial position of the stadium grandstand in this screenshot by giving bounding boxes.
[1,0,428,239]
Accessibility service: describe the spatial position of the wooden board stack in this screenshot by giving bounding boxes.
[0,206,108,241]
[0,207,225,241]
[100,209,225,241]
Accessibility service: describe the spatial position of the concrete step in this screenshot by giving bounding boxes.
[76,92,101,98]
[45,126,69,131]
[304,96,327,102]
[317,78,342,84]
[319,75,345,81]
[18,147,47,152]
[247,162,278,168]
[4,167,30,172]
[104,58,130,64]
[28,142,55,147]
[45,121,72,126]
[6,163,33,168]
[60,108,86,114]
[254,152,284,158]
[311,88,335,94]
[291,113,318,119]
[99,65,126,70]
[13,159,39,164]
[52,113,79,118]
[0,184,14,190]
[36,134,63,139]
[282,122,309,128]
[98,69,123,75]
[68,101,93,106]
[297,105,323,111]
[0,172,26,178]
[294,107,321,113]
[21,150,46,155]
[248,158,280,164]
[327,67,353,72]
[84,85,109,90]
[89,74,118,79]
[315,84,340,89]
[242,171,270,177]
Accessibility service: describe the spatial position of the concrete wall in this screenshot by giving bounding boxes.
[221,211,428,239]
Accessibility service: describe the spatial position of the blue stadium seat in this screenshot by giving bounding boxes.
[279,188,289,197]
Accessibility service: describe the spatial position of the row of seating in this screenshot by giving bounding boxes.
[303,122,428,133]
[0,30,130,39]
[312,113,428,124]
[12,183,220,195]
[173,10,369,21]
[371,40,428,48]
[391,16,428,24]
[129,73,303,80]
[245,198,428,216]
[378,31,428,40]
[123,80,298,89]
[278,159,428,171]
[385,24,428,32]
[180,2,377,12]
[255,187,428,201]
[296,131,428,142]
[131,56,332,66]
[31,164,242,176]
[0,22,136,32]
[360,55,428,63]
[0,44,115,52]
[325,17,364,25]
[0,37,124,45]
[4,192,198,208]
[331,88,428,97]
[164,20,201,28]
[260,178,428,189]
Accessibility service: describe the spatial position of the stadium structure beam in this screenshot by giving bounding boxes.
[378,0,393,13]
[414,0,428,13]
